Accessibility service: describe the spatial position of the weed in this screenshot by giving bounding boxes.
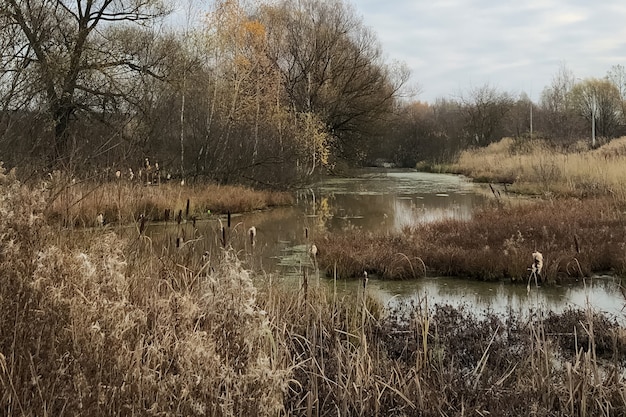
[449,136,626,200]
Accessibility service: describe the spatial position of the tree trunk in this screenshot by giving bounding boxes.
[52,101,74,165]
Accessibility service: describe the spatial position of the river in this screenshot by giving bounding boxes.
[147,170,626,320]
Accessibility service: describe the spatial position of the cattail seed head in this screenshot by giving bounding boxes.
[249,226,257,246]
[532,251,543,275]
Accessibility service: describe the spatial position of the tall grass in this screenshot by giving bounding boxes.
[450,136,626,200]
[43,172,293,227]
[0,169,287,416]
[317,197,626,281]
[1,169,625,416]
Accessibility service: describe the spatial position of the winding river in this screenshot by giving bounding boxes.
[147,170,626,320]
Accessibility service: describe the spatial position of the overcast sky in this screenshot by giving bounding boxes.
[352,0,626,103]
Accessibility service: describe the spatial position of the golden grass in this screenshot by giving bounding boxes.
[0,169,288,416]
[43,172,294,227]
[450,136,626,200]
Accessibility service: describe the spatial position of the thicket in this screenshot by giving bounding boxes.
[0,0,404,186]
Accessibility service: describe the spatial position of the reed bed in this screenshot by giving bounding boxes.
[2,169,626,416]
[0,169,288,416]
[317,197,626,281]
[450,136,626,200]
[43,172,293,227]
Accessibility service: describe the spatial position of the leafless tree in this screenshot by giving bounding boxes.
[571,78,623,141]
[1,0,170,168]
[261,0,408,161]
[539,64,581,142]
[459,84,514,147]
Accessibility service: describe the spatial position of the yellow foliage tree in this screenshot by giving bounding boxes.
[297,112,333,176]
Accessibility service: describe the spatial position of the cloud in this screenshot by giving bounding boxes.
[353,0,626,102]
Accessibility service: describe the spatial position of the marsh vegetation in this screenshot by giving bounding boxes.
[2,155,626,416]
[2,0,626,414]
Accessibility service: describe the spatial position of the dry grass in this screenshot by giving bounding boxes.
[1,168,626,416]
[0,169,287,416]
[317,197,626,281]
[450,136,626,200]
[43,172,294,227]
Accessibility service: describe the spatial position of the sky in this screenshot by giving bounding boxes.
[351,0,626,103]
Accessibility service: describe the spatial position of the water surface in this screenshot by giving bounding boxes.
[146,170,625,318]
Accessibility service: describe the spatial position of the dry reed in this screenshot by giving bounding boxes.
[450,136,626,201]
[317,197,626,282]
[43,172,294,227]
[1,168,625,416]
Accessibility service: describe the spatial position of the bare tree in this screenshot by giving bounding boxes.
[507,92,535,139]
[459,84,514,147]
[539,64,581,142]
[261,0,408,161]
[606,64,626,125]
[571,78,622,142]
[1,0,170,168]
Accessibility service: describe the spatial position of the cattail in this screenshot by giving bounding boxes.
[139,214,146,235]
[363,271,368,289]
[248,226,256,246]
[96,213,104,227]
[532,251,543,276]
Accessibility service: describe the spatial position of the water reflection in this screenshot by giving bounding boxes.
[334,275,626,321]
[308,170,486,233]
[142,170,625,317]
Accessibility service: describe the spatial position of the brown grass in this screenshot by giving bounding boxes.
[43,172,294,227]
[450,136,626,200]
[2,168,626,416]
[0,169,289,416]
[317,197,626,281]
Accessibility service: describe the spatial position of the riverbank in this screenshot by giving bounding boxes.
[43,172,294,227]
[447,136,626,200]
